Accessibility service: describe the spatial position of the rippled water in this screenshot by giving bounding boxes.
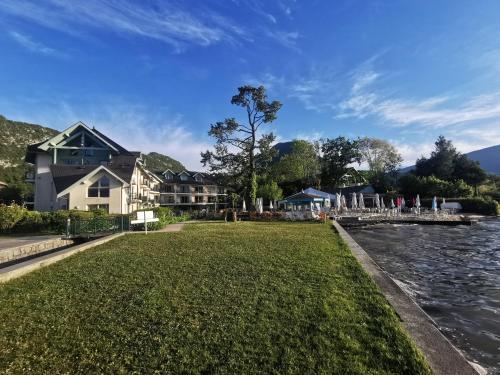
[347,218,500,374]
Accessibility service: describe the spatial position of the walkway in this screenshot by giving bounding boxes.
[0,235,60,251]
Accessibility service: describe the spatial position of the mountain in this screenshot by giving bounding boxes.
[143,152,186,173]
[271,141,294,163]
[0,115,58,183]
[399,144,500,175]
[0,115,186,183]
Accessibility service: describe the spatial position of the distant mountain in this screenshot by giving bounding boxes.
[271,141,294,163]
[399,144,500,175]
[0,115,58,183]
[0,115,186,183]
[143,152,185,173]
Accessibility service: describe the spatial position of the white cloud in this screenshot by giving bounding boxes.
[9,31,66,58]
[338,64,500,129]
[265,30,300,50]
[0,0,244,50]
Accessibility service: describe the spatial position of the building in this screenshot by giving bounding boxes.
[25,121,162,214]
[157,169,227,209]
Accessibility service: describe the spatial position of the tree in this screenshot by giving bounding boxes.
[272,140,320,184]
[257,181,283,203]
[320,137,362,188]
[201,86,282,207]
[415,136,458,180]
[359,137,403,174]
[414,136,487,195]
[453,154,487,194]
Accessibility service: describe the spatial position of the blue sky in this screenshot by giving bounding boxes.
[2,1,500,169]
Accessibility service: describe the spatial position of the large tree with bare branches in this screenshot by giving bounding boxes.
[201,85,282,206]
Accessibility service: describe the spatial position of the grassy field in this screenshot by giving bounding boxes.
[0,222,431,374]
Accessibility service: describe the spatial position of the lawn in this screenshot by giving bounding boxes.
[0,222,431,374]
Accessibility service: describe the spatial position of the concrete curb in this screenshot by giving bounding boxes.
[0,232,126,283]
[332,221,480,375]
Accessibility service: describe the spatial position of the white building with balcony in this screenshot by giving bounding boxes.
[158,170,227,209]
[25,121,161,214]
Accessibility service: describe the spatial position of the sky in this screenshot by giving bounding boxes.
[1,0,500,170]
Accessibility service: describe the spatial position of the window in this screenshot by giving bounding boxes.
[195,175,203,182]
[208,196,217,203]
[180,174,188,181]
[166,196,175,204]
[88,176,110,197]
[195,186,204,193]
[163,185,174,193]
[195,196,204,203]
[87,204,109,213]
[180,196,190,204]
[180,186,190,193]
[164,172,173,180]
[218,187,225,194]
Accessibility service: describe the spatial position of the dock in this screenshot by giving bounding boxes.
[334,214,474,227]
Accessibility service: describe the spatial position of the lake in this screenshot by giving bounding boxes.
[347,218,500,374]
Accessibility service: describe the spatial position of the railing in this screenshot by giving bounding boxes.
[66,216,130,238]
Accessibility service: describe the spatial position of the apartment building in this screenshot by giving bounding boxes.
[158,170,227,208]
[25,121,161,214]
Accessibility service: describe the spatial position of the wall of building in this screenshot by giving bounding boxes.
[66,170,126,214]
[34,153,55,211]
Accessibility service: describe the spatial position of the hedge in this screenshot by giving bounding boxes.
[419,197,500,215]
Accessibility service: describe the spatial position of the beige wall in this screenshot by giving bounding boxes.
[65,170,127,214]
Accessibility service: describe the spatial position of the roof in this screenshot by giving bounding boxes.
[50,165,98,194]
[50,156,138,195]
[331,184,375,195]
[25,123,134,164]
[282,191,325,203]
[51,164,131,197]
[159,170,218,185]
[303,187,332,199]
[0,181,8,187]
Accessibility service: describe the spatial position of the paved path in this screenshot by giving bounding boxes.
[0,235,61,251]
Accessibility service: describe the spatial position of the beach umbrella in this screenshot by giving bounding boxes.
[269,200,273,210]
[390,199,395,209]
[242,200,247,212]
[416,194,421,207]
[341,195,347,209]
[375,193,380,209]
[351,193,358,209]
[401,197,406,208]
[432,196,438,212]
[380,196,385,209]
[335,193,341,210]
[442,197,446,205]
[359,193,365,209]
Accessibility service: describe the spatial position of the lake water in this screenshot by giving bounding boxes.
[347,218,500,374]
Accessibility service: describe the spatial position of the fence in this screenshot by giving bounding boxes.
[66,216,130,238]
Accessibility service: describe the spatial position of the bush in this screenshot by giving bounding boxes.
[0,203,27,231]
[131,207,189,231]
[398,174,473,198]
[420,197,499,215]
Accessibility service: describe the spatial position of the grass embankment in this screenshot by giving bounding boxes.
[0,222,431,374]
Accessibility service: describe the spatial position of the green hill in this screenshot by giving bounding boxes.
[143,152,186,173]
[0,115,58,183]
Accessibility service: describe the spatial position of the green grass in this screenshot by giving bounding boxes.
[0,222,431,374]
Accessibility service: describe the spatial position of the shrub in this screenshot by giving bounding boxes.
[420,197,499,215]
[398,174,473,198]
[15,210,45,232]
[0,204,27,231]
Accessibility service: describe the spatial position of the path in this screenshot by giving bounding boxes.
[0,235,60,251]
